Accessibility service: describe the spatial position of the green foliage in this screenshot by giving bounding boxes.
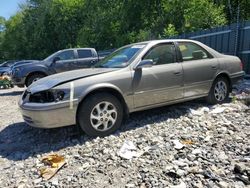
[214,0,250,23]
[0,0,244,61]
[163,24,179,38]
[0,16,6,61]
[184,0,227,32]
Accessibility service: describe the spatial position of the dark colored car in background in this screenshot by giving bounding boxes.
[11,48,100,87]
[0,60,19,67]
[0,60,38,76]
[0,60,20,76]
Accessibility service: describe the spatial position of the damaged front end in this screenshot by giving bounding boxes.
[22,89,69,103]
[19,86,77,128]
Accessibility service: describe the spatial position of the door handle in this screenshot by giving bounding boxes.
[211,65,217,70]
[174,71,181,76]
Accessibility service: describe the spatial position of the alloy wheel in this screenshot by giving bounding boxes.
[90,101,118,131]
[214,81,227,101]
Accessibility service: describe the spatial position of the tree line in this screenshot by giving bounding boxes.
[0,0,249,62]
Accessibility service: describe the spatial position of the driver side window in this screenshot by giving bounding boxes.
[57,50,75,60]
[143,43,176,65]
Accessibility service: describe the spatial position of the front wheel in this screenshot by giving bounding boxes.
[77,93,123,137]
[26,73,45,87]
[207,77,229,104]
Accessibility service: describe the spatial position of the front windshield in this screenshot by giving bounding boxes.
[43,51,60,62]
[94,44,146,68]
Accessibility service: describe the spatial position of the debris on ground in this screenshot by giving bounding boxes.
[181,140,195,145]
[169,181,187,188]
[172,140,185,150]
[40,154,66,180]
[117,140,140,160]
[209,107,226,114]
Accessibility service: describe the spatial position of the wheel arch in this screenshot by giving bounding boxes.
[25,71,48,86]
[76,84,129,125]
[214,72,232,91]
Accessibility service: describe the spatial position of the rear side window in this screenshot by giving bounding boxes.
[178,42,211,61]
[143,43,176,65]
[78,50,93,58]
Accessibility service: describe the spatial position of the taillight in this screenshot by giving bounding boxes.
[240,61,244,70]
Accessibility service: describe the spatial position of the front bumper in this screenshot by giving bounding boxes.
[19,94,79,128]
[11,75,26,86]
[10,69,26,86]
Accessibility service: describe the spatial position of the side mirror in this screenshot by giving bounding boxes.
[53,57,61,63]
[135,59,153,69]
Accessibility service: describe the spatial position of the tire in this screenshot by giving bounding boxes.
[26,73,45,87]
[77,92,124,137]
[207,77,229,104]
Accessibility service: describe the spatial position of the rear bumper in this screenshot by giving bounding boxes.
[230,71,245,85]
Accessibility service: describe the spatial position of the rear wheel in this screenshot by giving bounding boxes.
[77,92,123,137]
[207,77,229,104]
[26,73,45,87]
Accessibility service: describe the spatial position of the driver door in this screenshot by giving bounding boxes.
[133,43,184,108]
[52,50,76,73]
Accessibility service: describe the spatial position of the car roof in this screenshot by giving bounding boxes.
[136,39,197,45]
[59,48,95,52]
[122,39,198,48]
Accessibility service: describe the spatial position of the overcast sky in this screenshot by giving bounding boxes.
[0,0,26,20]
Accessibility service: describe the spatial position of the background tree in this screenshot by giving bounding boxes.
[0,0,242,62]
[0,16,6,61]
[214,0,250,23]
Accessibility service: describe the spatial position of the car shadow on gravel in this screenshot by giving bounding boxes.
[0,122,85,161]
[121,98,210,132]
[0,98,224,161]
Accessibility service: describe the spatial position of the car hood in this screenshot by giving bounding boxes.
[13,60,41,69]
[13,60,39,68]
[28,68,117,94]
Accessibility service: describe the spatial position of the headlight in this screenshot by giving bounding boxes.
[53,90,67,102]
[14,68,21,72]
[12,67,21,75]
[29,89,70,103]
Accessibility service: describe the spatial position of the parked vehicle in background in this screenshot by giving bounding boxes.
[1,60,38,76]
[7,60,38,75]
[97,49,116,59]
[0,60,19,67]
[11,48,99,87]
[0,60,20,76]
[19,39,244,137]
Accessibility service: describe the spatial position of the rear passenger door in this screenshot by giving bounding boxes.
[75,49,98,68]
[178,42,219,98]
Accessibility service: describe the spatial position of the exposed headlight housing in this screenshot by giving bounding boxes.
[29,89,69,103]
[54,90,66,102]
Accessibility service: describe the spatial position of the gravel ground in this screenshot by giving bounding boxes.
[0,81,250,188]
